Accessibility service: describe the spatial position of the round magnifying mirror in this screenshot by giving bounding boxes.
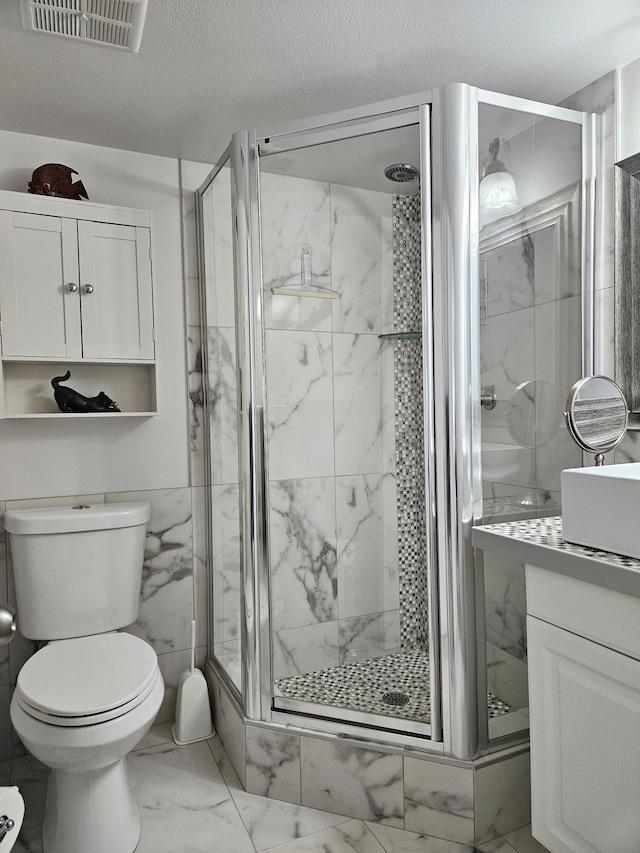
[564,375,629,464]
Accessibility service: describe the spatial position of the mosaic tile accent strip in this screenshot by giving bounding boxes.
[477,515,640,570]
[392,194,429,652]
[275,650,511,723]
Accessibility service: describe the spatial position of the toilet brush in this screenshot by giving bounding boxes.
[172,620,215,745]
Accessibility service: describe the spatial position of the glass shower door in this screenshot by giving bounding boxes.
[476,98,589,743]
[256,116,438,736]
[198,158,243,696]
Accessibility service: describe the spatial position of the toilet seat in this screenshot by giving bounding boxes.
[15,633,159,727]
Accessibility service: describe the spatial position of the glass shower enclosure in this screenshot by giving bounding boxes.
[197,83,595,760]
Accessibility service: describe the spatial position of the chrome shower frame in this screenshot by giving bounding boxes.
[200,83,597,761]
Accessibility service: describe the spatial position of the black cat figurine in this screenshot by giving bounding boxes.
[51,371,121,413]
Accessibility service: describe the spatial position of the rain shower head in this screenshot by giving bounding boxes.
[384,163,420,183]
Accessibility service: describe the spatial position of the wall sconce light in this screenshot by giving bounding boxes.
[479,138,522,227]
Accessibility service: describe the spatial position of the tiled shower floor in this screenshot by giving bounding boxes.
[275,650,511,723]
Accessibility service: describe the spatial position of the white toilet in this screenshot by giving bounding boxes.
[6,502,164,853]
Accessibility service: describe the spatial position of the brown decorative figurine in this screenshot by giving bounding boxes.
[28,164,89,200]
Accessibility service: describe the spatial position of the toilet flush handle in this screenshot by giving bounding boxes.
[0,607,16,646]
[0,815,15,843]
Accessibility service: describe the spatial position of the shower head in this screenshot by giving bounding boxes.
[384,163,420,183]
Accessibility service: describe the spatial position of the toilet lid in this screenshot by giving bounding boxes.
[16,633,158,720]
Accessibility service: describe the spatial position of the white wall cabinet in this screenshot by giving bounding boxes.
[0,191,156,416]
[527,565,640,853]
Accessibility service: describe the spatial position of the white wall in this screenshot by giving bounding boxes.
[0,130,190,499]
[618,58,640,161]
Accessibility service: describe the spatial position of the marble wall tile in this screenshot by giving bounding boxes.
[336,474,398,620]
[154,646,194,724]
[272,621,339,681]
[108,488,194,655]
[213,640,241,690]
[482,235,534,319]
[404,759,474,845]
[207,326,239,486]
[595,286,615,377]
[245,726,301,804]
[486,644,529,712]
[206,663,246,786]
[480,307,535,418]
[301,739,404,827]
[616,428,640,463]
[334,334,388,476]
[483,552,526,661]
[330,185,391,335]
[187,325,204,487]
[473,752,531,844]
[560,71,616,294]
[179,159,213,327]
[200,164,236,329]
[191,485,207,647]
[367,821,476,853]
[261,172,332,333]
[532,201,581,306]
[266,819,385,853]
[266,329,334,481]
[212,483,241,646]
[210,733,351,852]
[270,477,337,632]
[533,296,582,493]
[339,611,400,664]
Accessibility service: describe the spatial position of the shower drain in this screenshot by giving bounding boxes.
[381,691,410,707]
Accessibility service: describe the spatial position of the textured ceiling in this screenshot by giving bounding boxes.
[1,0,640,164]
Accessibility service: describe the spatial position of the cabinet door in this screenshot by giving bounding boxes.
[0,211,82,358]
[77,221,154,360]
[528,615,640,853]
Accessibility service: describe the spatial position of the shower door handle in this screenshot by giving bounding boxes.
[480,389,497,410]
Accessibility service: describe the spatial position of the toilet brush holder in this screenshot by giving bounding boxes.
[172,621,215,745]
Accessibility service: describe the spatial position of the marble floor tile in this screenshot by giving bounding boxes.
[210,735,350,851]
[477,840,518,853]
[267,819,386,853]
[367,821,476,852]
[129,740,254,853]
[503,825,550,852]
[132,719,174,751]
[9,723,536,853]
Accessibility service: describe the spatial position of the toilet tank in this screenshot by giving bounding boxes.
[4,502,150,640]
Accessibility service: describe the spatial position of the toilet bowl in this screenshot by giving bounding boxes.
[10,633,163,853]
[4,502,162,853]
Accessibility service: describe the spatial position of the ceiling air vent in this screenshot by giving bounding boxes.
[19,0,148,52]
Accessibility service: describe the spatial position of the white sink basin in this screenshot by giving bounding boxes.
[562,463,640,558]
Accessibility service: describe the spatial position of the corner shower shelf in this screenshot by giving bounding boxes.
[378,331,422,340]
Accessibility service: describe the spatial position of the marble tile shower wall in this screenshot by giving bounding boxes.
[260,174,400,681]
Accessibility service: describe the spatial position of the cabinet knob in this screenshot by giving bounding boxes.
[82,284,94,294]
[66,283,78,293]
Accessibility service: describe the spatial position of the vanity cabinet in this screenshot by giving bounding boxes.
[0,191,156,416]
[527,565,640,853]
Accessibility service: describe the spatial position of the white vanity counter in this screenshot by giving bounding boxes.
[474,515,640,853]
